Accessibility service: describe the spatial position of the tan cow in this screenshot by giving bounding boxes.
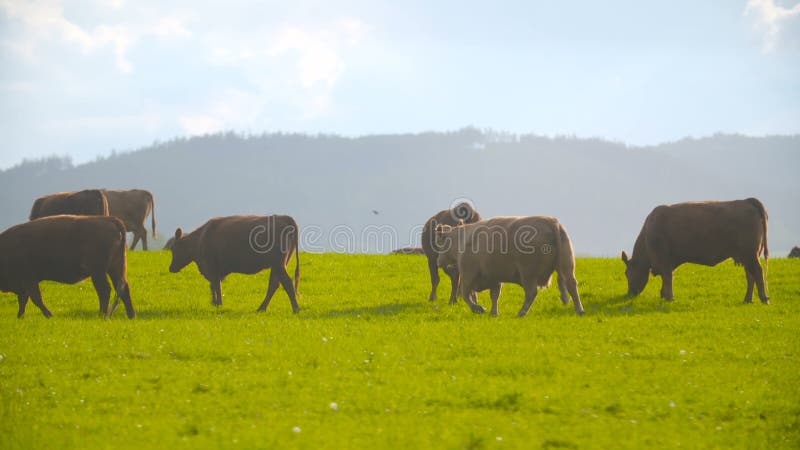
[168,215,301,313]
[0,215,135,318]
[622,198,769,303]
[103,189,157,250]
[435,216,585,317]
[421,203,483,303]
[29,189,108,220]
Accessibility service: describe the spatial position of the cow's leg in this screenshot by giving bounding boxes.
[489,284,502,316]
[210,279,223,306]
[660,270,674,301]
[17,292,29,318]
[129,231,141,251]
[459,273,485,314]
[745,257,769,304]
[563,273,585,315]
[743,267,755,303]
[91,274,112,316]
[427,254,439,301]
[139,226,148,251]
[444,266,460,305]
[107,263,135,319]
[557,273,569,305]
[28,284,52,318]
[277,266,300,313]
[517,283,538,318]
[258,270,281,312]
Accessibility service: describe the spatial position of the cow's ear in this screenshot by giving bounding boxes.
[175,228,183,240]
[621,251,629,264]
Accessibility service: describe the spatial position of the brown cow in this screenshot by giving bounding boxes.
[29,189,109,220]
[421,203,482,303]
[0,215,135,318]
[103,189,157,250]
[621,198,769,303]
[391,247,425,255]
[168,215,301,313]
[789,246,800,258]
[435,216,585,317]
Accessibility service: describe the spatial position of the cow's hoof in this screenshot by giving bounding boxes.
[44,311,53,318]
[471,305,486,314]
[516,312,528,318]
[448,299,458,305]
[292,308,301,314]
[761,298,770,305]
[575,309,586,316]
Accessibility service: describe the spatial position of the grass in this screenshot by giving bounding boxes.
[0,252,798,449]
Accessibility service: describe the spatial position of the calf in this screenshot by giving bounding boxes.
[622,198,769,303]
[0,215,135,318]
[436,216,585,317]
[168,215,301,313]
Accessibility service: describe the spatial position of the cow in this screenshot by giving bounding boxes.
[391,247,425,255]
[29,189,109,220]
[168,215,301,313]
[789,246,800,258]
[0,215,135,319]
[621,198,769,304]
[102,189,157,250]
[435,216,585,317]
[421,203,483,304]
[163,237,175,250]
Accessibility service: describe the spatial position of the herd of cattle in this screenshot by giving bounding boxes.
[0,189,776,319]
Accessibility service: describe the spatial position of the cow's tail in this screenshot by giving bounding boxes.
[109,221,129,317]
[98,190,110,215]
[292,218,300,293]
[747,197,769,289]
[148,191,157,239]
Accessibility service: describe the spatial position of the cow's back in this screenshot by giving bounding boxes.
[457,216,561,284]
[644,199,766,266]
[30,190,108,219]
[197,215,296,276]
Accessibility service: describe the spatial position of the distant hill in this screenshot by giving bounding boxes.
[1,128,798,255]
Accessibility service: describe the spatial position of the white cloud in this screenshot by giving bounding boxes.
[745,0,800,52]
[0,0,192,72]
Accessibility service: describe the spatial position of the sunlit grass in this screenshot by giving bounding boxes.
[1,253,798,449]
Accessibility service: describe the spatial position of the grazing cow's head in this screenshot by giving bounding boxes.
[168,228,192,273]
[435,223,463,269]
[621,251,649,297]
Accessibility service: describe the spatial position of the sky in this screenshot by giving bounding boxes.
[0,0,799,168]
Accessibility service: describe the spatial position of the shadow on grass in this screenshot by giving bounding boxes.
[324,301,421,318]
[584,294,676,317]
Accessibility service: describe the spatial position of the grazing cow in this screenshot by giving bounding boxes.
[391,247,425,255]
[168,215,301,313]
[621,198,769,303]
[435,216,585,317]
[163,237,175,250]
[103,189,157,250]
[0,215,135,318]
[29,189,109,220]
[421,203,483,303]
[789,246,800,258]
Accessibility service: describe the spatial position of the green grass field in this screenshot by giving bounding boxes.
[1,252,798,449]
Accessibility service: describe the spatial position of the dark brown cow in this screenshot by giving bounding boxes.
[421,203,482,303]
[103,189,157,250]
[168,215,301,313]
[0,215,135,318]
[435,216,585,317]
[29,189,109,220]
[622,198,769,303]
[789,246,800,258]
